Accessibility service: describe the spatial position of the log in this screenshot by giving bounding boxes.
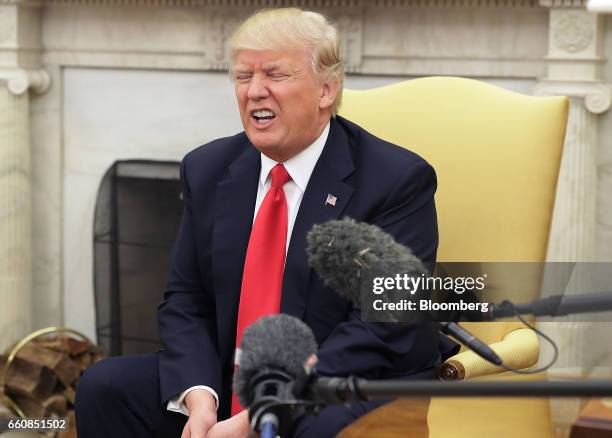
[33,336,90,357]
[11,392,70,418]
[2,334,105,433]
[92,352,104,364]
[42,394,68,416]
[74,351,93,370]
[16,344,81,387]
[63,387,76,404]
[13,395,46,417]
[72,341,104,372]
[0,354,57,400]
[63,341,105,372]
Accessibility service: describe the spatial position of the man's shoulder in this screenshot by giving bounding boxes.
[183,131,250,167]
[178,131,255,191]
[335,115,433,176]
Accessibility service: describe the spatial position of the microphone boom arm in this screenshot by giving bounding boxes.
[308,376,612,402]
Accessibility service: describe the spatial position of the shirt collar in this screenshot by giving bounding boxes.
[259,120,330,192]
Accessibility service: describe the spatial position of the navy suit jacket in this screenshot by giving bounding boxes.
[157,115,457,419]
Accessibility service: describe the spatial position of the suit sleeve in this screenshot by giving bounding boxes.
[315,160,447,379]
[157,158,222,406]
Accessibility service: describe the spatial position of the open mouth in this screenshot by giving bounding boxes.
[251,109,276,127]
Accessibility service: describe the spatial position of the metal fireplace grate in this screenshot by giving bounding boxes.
[93,160,182,356]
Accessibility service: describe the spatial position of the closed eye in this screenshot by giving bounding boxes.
[233,71,253,82]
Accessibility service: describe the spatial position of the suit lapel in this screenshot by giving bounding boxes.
[212,143,260,362]
[281,118,355,318]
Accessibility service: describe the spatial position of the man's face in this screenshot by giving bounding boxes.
[233,48,333,162]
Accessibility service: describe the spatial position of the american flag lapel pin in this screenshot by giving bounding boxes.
[325,193,337,206]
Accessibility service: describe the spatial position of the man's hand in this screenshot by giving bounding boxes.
[207,410,250,438]
[180,389,218,438]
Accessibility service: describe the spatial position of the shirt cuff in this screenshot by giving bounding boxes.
[166,386,219,416]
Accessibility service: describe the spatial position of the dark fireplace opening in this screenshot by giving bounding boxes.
[93,160,182,356]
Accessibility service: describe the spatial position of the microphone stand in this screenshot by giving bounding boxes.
[246,369,297,438]
[308,376,612,403]
[489,291,612,320]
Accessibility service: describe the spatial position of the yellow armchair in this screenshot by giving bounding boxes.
[339,76,568,438]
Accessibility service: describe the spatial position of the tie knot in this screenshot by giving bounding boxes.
[270,164,291,188]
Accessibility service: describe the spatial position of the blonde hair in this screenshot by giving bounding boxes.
[229,8,345,115]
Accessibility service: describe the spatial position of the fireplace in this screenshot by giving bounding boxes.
[93,160,182,356]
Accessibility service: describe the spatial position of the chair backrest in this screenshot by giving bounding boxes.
[340,77,568,346]
[339,77,568,264]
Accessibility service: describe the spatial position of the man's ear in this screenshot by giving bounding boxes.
[319,79,339,111]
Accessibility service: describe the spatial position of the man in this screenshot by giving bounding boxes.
[75,8,456,438]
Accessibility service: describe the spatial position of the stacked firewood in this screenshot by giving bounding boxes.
[0,335,105,437]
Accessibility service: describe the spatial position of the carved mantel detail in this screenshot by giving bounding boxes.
[0,68,50,95]
[335,13,363,73]
[206,11,242,70]
[553,12,594,53]
[535,81,612,113]
[41,0,541,7]
[0,0,49,94]
[203,8,364,72]
[539,0,587,7]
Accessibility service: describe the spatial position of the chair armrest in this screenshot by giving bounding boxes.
[437,328,539,380]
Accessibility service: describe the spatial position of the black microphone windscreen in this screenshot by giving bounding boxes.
[306,218,427,307]
[233,314,318,408]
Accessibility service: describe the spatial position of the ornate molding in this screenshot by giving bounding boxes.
[0,68,50,95]
[335,13,362,73]
[45,0,361,6]
[543,10,602,82]
[0,12,16,46]
[0,0,43,5]
[535,80,612,113]
[203,8,363,72]
[553,12,593,53]
[373,0,539,5]
[42,0,540,7]
[206,11,241,71]
[539,0,587,7]
[584,83,612,113]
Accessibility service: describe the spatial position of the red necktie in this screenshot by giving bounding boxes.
[231,163,291,416]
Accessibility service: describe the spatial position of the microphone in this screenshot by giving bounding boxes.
[437,322,501,365]
[488,291,612,320]
[233,314,318,437]
[306,218,502,366]
[306,218,428,303]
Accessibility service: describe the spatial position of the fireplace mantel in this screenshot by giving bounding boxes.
[37,0,556,77]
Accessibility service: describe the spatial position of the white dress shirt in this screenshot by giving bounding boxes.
[167,121,330,416]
